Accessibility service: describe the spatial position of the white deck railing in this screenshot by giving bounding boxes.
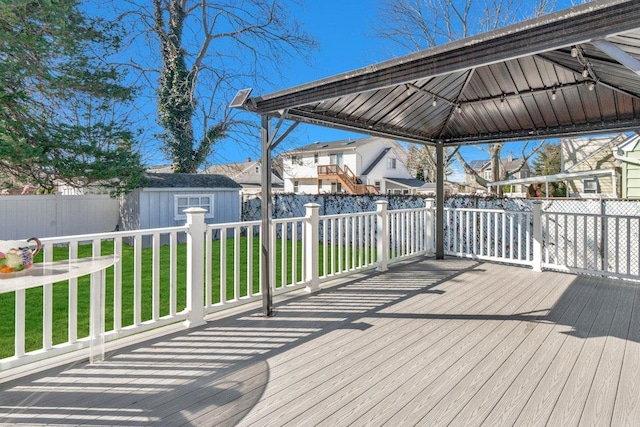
[0,201,432,371]
[3,199,637,372]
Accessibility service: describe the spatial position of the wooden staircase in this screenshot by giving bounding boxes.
[317,165,379,195]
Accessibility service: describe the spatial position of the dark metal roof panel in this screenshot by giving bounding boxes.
[237,1,640,146]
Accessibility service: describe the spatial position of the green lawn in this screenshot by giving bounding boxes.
[0,236,376,359]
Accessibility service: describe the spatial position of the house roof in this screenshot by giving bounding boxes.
[204,161,256,178]
[203,162,284,186]
[287,137,391,154]
[362,147,391,175]
[468,160,488,171]
[468,158,527,172]
[385,177,431,188]
[237,1,640,147]
[141,173,241,189]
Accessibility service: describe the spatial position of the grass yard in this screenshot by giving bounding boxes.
[0,236,375,359]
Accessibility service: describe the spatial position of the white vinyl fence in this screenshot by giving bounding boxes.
[0,195,119,240]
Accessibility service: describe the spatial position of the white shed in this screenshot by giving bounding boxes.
[120,173,241,244]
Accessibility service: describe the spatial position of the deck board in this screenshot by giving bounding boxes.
[1,258,639,426]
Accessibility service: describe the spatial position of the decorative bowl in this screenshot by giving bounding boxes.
[0,238,42,273]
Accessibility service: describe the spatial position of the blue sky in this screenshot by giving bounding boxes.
[140,0,580,180]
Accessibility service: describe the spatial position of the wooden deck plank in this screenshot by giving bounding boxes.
[458,272,599,427]
[578,281,636,425]
[1,259,638,427]
[610,282,640,426]
[513,276,620,426]
[543,278,625,427]
[128,261,490,425]
[422,271,579,427]
[262,266,538,426]
[101,263,484,426]
[234,263,523,426]
[305,269,569,427]
[378,269,566,426]
[316,265,548,426]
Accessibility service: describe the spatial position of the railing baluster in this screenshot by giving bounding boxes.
[152,233,160,321]
[134,236,142,326]
[292,220,297,284]
[169,232,177,315]
[43,244,53,350]
[247,225,254,297]
[15,289,26,358]
[69,242,78,343]
[234,225,241,299]
[205,229,212,307]
[220,227,227,304]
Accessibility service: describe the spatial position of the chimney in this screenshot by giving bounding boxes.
[247,157,251,162]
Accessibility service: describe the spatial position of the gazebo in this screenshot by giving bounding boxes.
[232,0,640,314]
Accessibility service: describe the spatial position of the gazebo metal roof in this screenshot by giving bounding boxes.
[239,0,640,147]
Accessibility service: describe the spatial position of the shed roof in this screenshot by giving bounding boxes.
[238,0,640,147]
[141,173,241,189]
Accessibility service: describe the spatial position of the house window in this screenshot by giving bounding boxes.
[583,178,599,193]
[387,158,397,169]
[484,169,492,180]
[314,153,319,164]
[293,180,299,192]
[374,180,381,192]
[291,155,298,164]
[174,194,213,220]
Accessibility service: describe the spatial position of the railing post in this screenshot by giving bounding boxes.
[304,203,320,292]
[376,200,389,272]
[424,199,435,256]
[532,201,543,272]
[185,208,207,327]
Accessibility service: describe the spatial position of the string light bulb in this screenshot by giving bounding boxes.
[571,47,579,58]
[551,88,557,101]
[456,104,462,113]
[500,94,506,108]
[582,67,589,78]
[432,97,437,107]
[588,82,595,91]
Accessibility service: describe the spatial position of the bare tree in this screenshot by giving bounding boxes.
[115,0,317,172]
[375,0,556,192]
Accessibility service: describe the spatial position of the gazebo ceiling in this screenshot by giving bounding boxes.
[238,0,640,146]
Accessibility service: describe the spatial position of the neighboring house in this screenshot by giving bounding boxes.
[120,173,241,245]
[203,157,284,199]
[146,164,174,174]
[466,154,532,193]
[616,134,640,199]
[282,137,431,195]
[561,135,624,198]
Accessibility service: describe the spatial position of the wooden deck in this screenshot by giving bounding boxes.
[1,258,640,426]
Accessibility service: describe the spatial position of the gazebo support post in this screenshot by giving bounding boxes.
[260,115,273,316]
[436,141,445,259]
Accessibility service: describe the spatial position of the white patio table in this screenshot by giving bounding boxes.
[0,255,118,363]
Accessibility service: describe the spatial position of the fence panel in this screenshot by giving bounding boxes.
[0,194,119,240]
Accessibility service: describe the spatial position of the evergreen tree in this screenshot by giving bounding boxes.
[0,0,143,194]
[532,142,566,197]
